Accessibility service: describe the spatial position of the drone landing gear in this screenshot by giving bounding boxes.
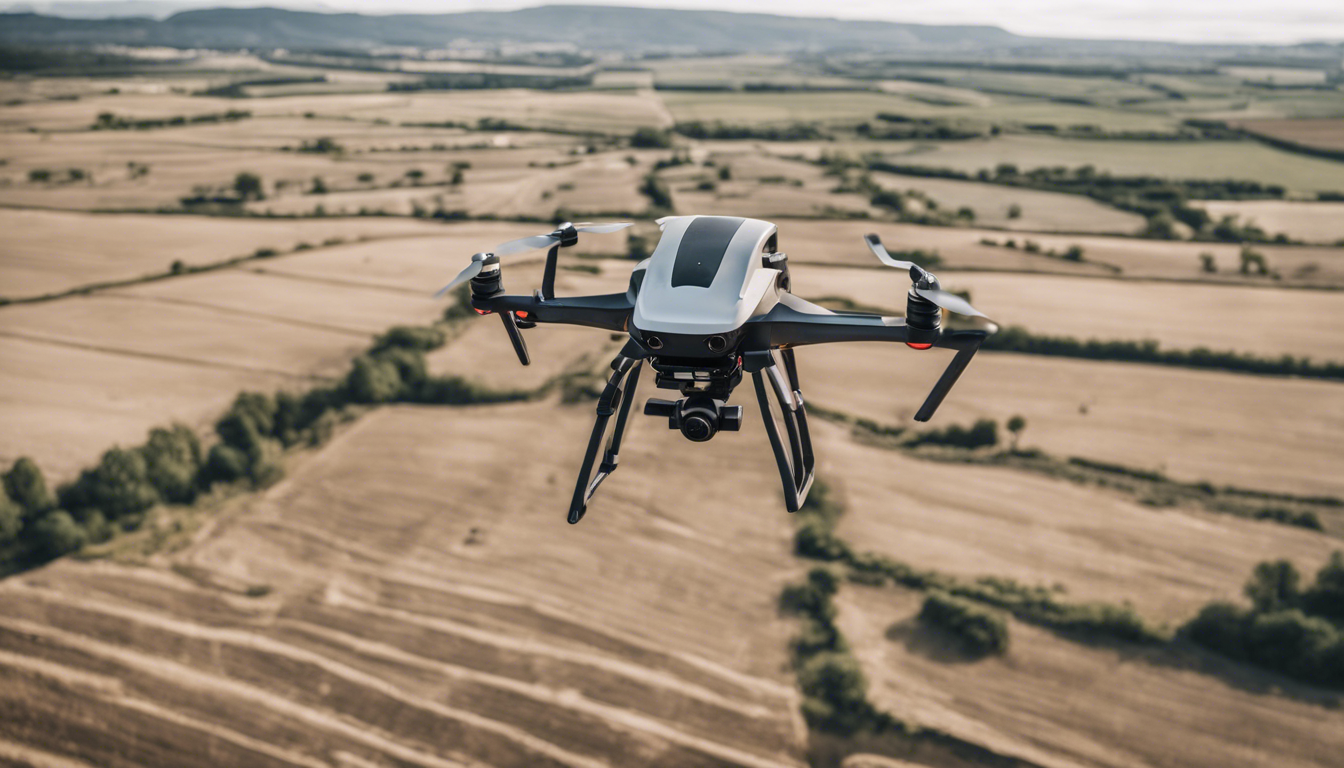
[747,348,815,513]
[568,343,644,524]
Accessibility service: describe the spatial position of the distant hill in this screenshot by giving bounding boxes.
[0,5,1022,53]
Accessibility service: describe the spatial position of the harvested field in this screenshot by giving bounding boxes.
[665,152,878,219]
[1190,200,1344,244]
[793,266,1344,361]
[797,347,1344,498]
[872,135,1344,193]
[0,400,810,767]
[813,418,1338,621]
[1230,118,1344,153]
[838,585,1344,768]
[773,218,1344,288]
[867,172,1147,234]
[0,208,449,298]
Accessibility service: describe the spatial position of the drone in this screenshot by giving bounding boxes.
[435,216,994,524]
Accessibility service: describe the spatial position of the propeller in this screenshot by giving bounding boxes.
[495,221,633,255]
[864,234,988,319]
[432,222,632,297]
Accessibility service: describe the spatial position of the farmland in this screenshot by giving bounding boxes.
[2,19,1344,768]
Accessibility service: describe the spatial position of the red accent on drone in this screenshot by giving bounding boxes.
[906,342,934,350]
[515,311,529,319]
[474,308,491,315]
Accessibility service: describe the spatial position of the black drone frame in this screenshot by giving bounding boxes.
[463,241,989,524]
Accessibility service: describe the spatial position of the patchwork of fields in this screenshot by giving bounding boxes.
[2,48,1342,768]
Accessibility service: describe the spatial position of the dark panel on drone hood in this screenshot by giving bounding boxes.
[670,216,745,288]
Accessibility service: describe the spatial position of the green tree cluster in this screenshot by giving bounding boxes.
[1183,553,1344,688]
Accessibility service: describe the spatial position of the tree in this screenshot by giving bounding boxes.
[629,127,672,148]
[347,355,405,404]
[233,172,263,201]
[86,447,159,521]
[310,176,328,195]
[4,457,54,517]
[718,165,732,181]
[141,424,203,503]
[1063,245,1084,262]
[1006,415,1027,451]
[1245,559,1301,612]
[450,168,464,186]
[1302,551,1344,621]
[796,652,871,735]
[0,493,22,544]
[1199,252,1218,273]
[405,168,425,185]
[31,510,85,558]
[1239,247,1269,276]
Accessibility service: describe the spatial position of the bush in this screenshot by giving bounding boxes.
[201,444,250,486]
[908,418,998,449]
[639,173,673,211]
[629,127,673,148]
[4,457,55,515]
[1183,554,1344,688]
[1302,552,1344,621]
[371,325,446,354]
[346,354,406,404]
[0,494,22,544]
[233,172,263,201]
[796,652,873,735]
[31,511,86,558]
[61,447,158,522]
[918,591,1010,657]
[141,424,202,504]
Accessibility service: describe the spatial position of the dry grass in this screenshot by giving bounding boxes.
[0,401,810,766]
[0,208,449,298]
[838,585,1344,768]
[1190,200,1344,244]
[1230,118,1344,152]
[797,346,1344,498]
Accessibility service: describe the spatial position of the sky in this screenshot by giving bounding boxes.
[16,0,1344,45]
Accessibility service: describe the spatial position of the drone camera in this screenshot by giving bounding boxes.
[705,335,728,353]
[644,395,743,442]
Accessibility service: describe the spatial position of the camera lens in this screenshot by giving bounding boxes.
[681,415,714,442]
[645,334,663,350]
[705,335,727,352]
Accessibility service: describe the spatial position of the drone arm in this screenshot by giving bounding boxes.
[743,295,912,348]
[472,292,633,333]
[540,244,560,301]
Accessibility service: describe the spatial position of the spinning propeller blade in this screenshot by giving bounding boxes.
[433,222,631,297]
[573,221,634,234]
[434,260,483,297]
[864,233,990,319]
[915,288,987,319]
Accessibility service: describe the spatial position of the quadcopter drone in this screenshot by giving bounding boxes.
[435,216,994,524]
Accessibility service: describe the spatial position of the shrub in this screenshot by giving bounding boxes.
[61,447,158,522]
[371,325,446,354]
[201,444,250,486]
[1302,552,1344,621]
[30,510,85,558]
[639,173,673,211]
[908,418,998,449]
[28,169,51,182]
[233,172,263,201]
[918,591,1010,657]
[630,127,672,148]
[0,494,22,544]
[1244,559,1301,612]
[4,457,55,515]
[796,652,872,735]
[346,354,406,404]
[141,424,202,504]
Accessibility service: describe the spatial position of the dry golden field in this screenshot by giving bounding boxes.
[2,51,1343,768]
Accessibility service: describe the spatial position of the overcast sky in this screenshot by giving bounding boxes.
[24,0,1344,44]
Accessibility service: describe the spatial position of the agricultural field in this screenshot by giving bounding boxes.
[797,347,1344,498]
[792,265,1344,361]
[2,36,1344,768]
[865,136,1344,194]
[1189,200,1344,244]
